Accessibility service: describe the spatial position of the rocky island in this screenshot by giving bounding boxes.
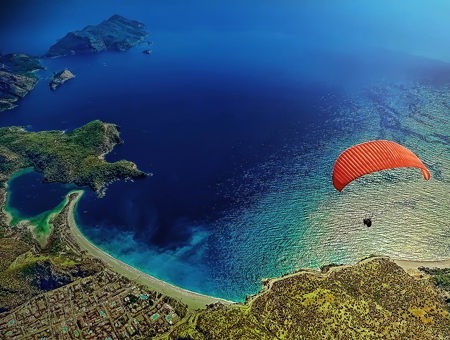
[49,69,75,91]
[0,53,43,112]
[45,14,148,57]
[0,15,147,111]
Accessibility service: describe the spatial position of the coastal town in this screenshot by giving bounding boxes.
[0,269,187,339]
[0,188,224,339]
[0,138,448,339]
[0,6,449,339]
[0,128,449,340]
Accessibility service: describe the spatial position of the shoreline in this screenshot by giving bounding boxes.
[4,183,450,310]
[251,255,450,305]
[2,167,35,226]
[48,189,450,310]
[3,169,71,247]
[3,187,449,311]
[66,190,234,310]
[393,258,450,276]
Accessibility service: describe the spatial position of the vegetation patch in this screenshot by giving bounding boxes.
[420,267,450,291]
[169,258,450,339]
[0,120,146,195]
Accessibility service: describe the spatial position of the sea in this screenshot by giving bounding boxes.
[1,0,449,301]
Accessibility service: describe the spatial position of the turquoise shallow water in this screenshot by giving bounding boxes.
[6,80,449,302]
[2,1,450,301]
[202,83,450,298]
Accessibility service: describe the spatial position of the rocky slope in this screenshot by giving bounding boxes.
[170,258,450,339]
[0,53,43,112]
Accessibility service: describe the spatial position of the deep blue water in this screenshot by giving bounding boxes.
[2,1,450,301]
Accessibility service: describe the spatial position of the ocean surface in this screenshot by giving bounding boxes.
[1,1,449,301]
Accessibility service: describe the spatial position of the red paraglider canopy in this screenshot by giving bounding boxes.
[332,140,430,191]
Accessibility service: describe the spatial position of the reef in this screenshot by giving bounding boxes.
[0,120,146,195]
[45,14,148,57]
[0,53,43,112]
[49,69,75,91]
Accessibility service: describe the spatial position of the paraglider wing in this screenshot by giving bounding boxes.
[332,140,430,191]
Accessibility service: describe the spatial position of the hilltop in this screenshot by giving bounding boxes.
[169,257,450,339]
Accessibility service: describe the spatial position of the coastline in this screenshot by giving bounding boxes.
[3,168,71,247]
[3,167,35,226]
[249,255,450,306]
[4,185,449,310]
[61,189,450,310]
[393,258,450,276]
[66,190,234,310]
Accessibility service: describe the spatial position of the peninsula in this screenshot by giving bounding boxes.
[45,14,148,57]
[0,120,146,196]
[0,53,43,112]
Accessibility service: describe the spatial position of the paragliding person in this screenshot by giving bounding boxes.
[363,217,372,228]
[332,140,430,228]
[332,140,430,192]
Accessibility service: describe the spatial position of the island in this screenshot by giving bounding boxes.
[0,38,449,339]
[49,69,75,91]
[0,53,43,112]
[45,14,148,57]
[0,14,148,111]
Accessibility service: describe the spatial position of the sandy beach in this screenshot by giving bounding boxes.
[61,189,450,310]
[394,258,450,276]
[66,190,234,310]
